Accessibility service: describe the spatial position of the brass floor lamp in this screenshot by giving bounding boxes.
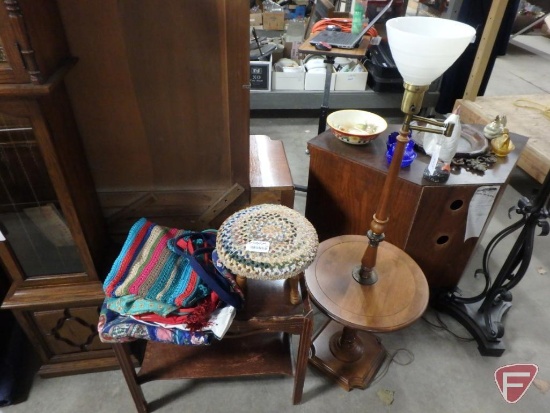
[305,16,477,389]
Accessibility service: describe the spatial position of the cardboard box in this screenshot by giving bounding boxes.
[304,68,335,91]
[249,12,262,26]
[334,64,368,91]
[263,12,285,30]
[283,41,304,60]
[272,67,305,91]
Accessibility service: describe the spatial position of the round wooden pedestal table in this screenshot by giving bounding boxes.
[216,204,319,304]
[305,235,429,390]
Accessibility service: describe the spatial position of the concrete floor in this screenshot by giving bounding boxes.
[3,42,550,413]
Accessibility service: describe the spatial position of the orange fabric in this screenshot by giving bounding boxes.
[311,18,378,38]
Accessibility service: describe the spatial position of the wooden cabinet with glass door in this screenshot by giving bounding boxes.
[0,0,116,377]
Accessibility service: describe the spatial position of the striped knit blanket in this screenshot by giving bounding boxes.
[103,218,212,308]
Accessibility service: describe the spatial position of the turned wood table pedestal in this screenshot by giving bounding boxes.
[305,235,429,390]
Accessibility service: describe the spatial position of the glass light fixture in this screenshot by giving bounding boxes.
[387,16,476,86]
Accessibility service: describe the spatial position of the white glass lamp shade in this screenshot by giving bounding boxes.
[386,16,476,86]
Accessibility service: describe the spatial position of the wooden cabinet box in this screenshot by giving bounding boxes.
[305,127,527,289]
[57,0,252,238]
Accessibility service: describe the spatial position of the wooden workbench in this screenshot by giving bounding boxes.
[455,94,550,184]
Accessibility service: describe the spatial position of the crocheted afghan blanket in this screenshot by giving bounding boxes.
[103,218,211,308]
[98,300,212,346]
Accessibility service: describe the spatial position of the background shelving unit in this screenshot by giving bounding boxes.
[250,89,440,110]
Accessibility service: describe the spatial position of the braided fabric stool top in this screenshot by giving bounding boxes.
[216,204,319,280]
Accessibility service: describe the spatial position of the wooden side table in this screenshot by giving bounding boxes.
[305,235,429,390]
[112,277,313,413]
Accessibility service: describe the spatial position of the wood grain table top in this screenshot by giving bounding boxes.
[305,235,429,333]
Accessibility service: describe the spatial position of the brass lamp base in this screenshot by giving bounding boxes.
[352,265,378,285]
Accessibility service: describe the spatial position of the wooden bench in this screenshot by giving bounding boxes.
[250,134,295,208]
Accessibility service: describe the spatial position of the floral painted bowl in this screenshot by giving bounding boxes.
[327,110,388,145]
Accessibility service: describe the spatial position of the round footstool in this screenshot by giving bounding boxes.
[216,204,319,304]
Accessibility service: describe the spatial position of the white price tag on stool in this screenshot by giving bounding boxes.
[245,240,270,253]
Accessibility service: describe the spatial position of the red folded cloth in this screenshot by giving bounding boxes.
[134,291,220,331]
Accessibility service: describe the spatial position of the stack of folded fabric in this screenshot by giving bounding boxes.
[98,218,242,346]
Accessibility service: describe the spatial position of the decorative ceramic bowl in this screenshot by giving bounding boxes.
[327,110,388,145]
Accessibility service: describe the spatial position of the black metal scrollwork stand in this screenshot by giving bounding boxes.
[434,171,550,356]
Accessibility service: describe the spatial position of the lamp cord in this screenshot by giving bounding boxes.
[372,311,475,387]
[513,99,550,121]
[311,306,416,386]
[369,347,415,386]
[335,312,475,388]
[422,312,475,342]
